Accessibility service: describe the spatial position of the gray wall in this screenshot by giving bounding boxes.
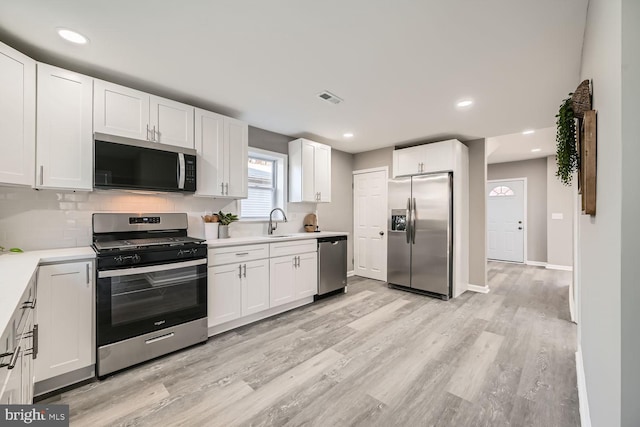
[353,147,393,171]
[621,0,640,424]
[546,156,573,267]
[488,158,547,263]
[464,139,487,286]
[248,126,355,271]
[316,150,355,270]
[578,0,622,425]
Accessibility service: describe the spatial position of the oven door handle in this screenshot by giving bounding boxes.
[98,258,206,278]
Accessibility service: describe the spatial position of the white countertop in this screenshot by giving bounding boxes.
[0,247,95,335]
[207,231,349,248]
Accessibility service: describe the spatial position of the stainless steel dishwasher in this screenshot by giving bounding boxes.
[317,235,348,296]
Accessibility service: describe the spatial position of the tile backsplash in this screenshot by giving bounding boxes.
[0,186,315,251]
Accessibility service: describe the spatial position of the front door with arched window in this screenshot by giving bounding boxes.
[487,179,526,262]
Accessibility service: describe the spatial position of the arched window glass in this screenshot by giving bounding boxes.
[489,185,515,197]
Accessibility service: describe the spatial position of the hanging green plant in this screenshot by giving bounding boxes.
[555,95,578,186]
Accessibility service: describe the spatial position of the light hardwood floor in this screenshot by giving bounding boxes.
[46,262,580,426]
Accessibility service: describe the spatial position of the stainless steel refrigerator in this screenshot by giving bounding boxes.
[387,172,452,299]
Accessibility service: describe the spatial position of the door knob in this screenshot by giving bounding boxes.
[518,227,523,230]
[379,231,384,236]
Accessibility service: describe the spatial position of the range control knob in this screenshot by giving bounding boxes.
[132,254,141,264]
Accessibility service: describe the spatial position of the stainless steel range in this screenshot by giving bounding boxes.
[93,213,208,378]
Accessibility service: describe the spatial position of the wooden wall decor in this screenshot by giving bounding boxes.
[581,110,597,215]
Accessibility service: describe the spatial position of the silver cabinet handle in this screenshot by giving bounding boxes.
[0,346,20,369]
[152,125,157,142]
[296,256,300,268]
[236,252,249,256]
[243,264,247,278]
[221,182,225,195]
[32,324,38,359]
[292,257,296,268]
[39,165,44,186]
[225,183,229,195]
[86,263,90,286]
[146,124,150,140]
[238,264,242,279]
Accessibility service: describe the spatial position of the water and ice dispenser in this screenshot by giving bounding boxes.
[391,209,407,231]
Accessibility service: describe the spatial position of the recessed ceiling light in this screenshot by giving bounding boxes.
[57,28,88,44]
[343,133,354,138]
[531,148,541,152]
[456,99,473,108]
[522,129,535,135]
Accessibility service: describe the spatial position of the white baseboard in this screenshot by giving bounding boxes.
[347,270,355,277]
[525,260,547,267]
[575,347,592,427]
[546,264,573,271]
[467,284,490,294]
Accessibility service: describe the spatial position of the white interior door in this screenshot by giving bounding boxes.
[353,169,388,280]
[487,179,525,262]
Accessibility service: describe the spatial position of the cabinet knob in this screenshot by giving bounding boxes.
[379,231,385,236]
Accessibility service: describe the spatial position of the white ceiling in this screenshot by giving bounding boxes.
[487,126,557,164]
[0,1,588,154]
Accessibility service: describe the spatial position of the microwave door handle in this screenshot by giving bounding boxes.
[177,153,186,189]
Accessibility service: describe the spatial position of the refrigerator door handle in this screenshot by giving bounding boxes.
[412,197,417,244]
[406,198,411,244]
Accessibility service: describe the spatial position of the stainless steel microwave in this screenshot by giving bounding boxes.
[94,133,196,193]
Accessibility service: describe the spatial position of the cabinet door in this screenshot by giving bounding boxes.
[195,108,225,196]
[301,140,316,202]
[269,256,296,308]
[295,252,318,298]
[0,42,35,186]
[94,80,150,140]
[20,312,33,404]
[208,264,242,327]
[35,261,93,382]
[36,64,93,190]
[150,95,194,149]
[242,259,269,316]
[393,145,423,177]
[0,348,22,404]
[225,117,248,198]
[422,140,455,173]
[314,143,331,202]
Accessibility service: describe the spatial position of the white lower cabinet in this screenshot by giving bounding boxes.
[0,275,36,404]
[269,255,296,308]
[208,263,243,327]
[208,258,270,327]
[208,240,318,330]
[35,261,94,383]
[269,251,318,309]
[242,259,270,316]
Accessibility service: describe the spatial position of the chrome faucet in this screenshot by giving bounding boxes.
[268,208,288,235]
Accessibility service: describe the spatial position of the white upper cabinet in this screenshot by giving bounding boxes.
[195,108,247,198]
[94,80,194,149]
[149,95,194,149]
[225,117,248,198]
[0,41,35,187]
[36,64,93,190]
[393,140,458,177]
[94,80,150,141]
[289,138,332,203]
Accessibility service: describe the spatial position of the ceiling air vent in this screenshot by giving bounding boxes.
[317,90,344,105]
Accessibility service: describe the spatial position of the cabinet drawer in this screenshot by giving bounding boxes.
[269,240,317,258]
[209,244,269,266]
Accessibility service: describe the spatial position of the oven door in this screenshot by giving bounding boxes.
[96,258,207,346]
